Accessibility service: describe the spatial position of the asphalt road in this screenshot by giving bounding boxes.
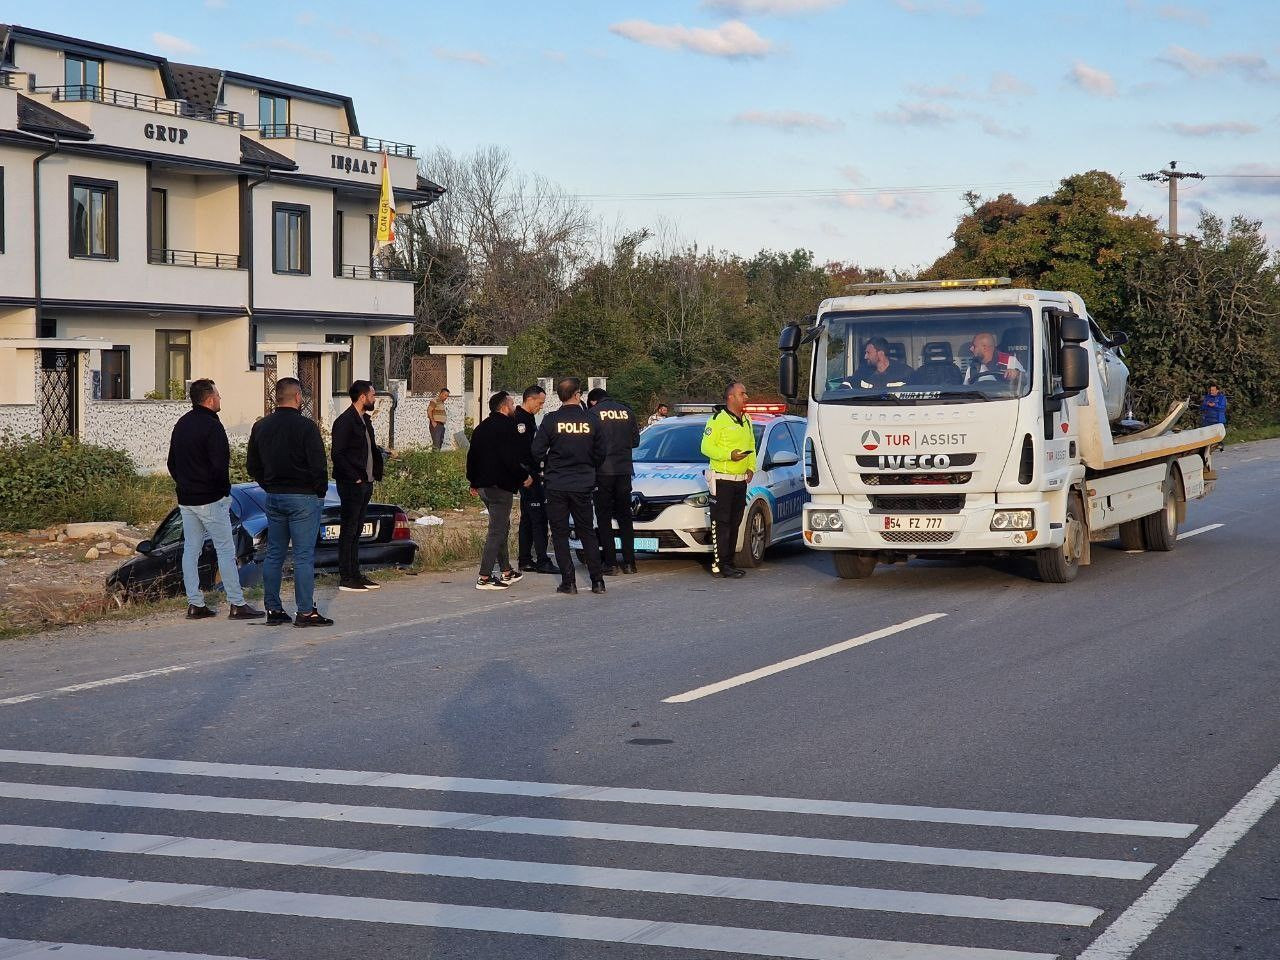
[0,440,1277,960]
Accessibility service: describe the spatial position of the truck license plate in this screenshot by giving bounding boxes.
[882,515,952,531]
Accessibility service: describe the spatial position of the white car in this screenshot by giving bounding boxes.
[573,407,810,567]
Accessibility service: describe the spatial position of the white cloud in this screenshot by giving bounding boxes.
[733,109,843,132]
[1067,61,1116,96]
[1156,4,1210,26]
[151,32,198,55]
[979,116,1023,138]
[876,100,955,125]
[893,0,984,17]
[839,165,865,184]
[989,71,1034,97]
[702,0,843,14]
[1199,164,1280,197]
[1166,120,1260,136]
[1156,44,1276,82]
[609,19,773,58]
[838,192,934,218]
[433,48,493,67]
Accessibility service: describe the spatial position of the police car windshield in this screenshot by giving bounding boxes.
[815,306,1034,404]
[635,419,764,463]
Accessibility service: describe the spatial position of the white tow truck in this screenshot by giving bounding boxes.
[777,278,1224,583]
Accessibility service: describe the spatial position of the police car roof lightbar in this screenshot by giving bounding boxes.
[672,402,788,416]
[845,277,1011,294]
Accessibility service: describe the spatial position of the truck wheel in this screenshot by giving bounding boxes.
[1141,469,1179,552]
[1118,520,1145,551]
[735,503,770,568]
[1036,493,1084,583]
[833,551,877,579]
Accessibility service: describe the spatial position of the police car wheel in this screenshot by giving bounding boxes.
[734,503,769,568]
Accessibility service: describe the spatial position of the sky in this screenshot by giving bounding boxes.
[8,0,1280,269]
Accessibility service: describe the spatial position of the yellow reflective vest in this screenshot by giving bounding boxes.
[700,408,757,475]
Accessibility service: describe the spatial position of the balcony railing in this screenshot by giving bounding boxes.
[150,249,242,270]
[0,72,13,88]
[337,264,415,281]
[34,85,243,126]
[252,122,415,158]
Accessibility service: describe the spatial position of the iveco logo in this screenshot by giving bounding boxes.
[878,454,952,469]
[861,430,881,451]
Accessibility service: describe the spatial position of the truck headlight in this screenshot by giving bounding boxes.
[991,509,1034,531]
[809,510,843,531]
[684,492,710,507]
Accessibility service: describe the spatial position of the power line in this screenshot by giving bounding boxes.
[557,179,1059,202]
[1139,160,1204,240]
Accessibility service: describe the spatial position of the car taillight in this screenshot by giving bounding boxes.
[393,511,411,540]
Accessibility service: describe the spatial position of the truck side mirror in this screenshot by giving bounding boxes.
[778,324,801,352]
[1059,315,1089,344]
[1060,345,1090,393]
[779,352,799,401]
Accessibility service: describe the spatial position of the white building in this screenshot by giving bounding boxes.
[0,24,444,465]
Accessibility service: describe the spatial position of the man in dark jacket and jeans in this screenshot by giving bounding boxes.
[331,380,385,593]
[166,379,264,621]
[466,391,530,590]
[514,384,557,575]
[246,377,332,627]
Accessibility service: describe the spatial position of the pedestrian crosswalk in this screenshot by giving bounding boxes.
[0,748,1198,960]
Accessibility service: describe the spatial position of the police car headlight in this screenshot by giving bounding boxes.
[684,492,710,507]
[991,509,1034,531]
[809,510,842,531]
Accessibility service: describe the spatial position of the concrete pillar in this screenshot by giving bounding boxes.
[444,354,465,395]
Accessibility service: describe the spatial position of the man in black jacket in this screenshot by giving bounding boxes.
[331,380,385,593]
[587,387,641,575]
[246,377,332,627]
[166,379,264,621]
[513,384,557,575]
[466,391,530,590]
[531,377,606,595]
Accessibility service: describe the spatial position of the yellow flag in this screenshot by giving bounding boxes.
[374,150,396,257]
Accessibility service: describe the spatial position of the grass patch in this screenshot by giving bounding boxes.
[1225,423,1280,445]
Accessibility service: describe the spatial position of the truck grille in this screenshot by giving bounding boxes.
[870,495,965,512]
[879,531,955,544]
[861,473,972,486]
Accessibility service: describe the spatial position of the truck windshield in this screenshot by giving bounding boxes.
[815,306,1034,403]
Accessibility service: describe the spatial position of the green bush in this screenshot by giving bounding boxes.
[376,448,471,512]
[0,433,175,532]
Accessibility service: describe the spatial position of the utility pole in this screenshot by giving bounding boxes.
[1140,160,1204,241]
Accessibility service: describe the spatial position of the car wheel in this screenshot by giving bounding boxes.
[735,502,770,568]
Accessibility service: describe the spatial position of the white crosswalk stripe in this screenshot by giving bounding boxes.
[0,749,1200,960]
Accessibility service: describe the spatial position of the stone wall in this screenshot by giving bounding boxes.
[82,399,188,473]
[392,384,466,450]
[0,404,39,438]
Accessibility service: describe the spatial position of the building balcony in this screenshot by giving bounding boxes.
[33,84,243,126]
[150,248,243,270]
[336,264,414,282]
[250,122,414,157]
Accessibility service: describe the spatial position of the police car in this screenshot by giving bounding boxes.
[574,404,809,567]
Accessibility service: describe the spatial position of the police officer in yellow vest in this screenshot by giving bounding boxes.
[700,381,756,579]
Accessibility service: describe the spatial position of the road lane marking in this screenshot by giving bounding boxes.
[0,781,1154,878]
[1078,755,1280,959]
[0,939,262,959]
[663,613,948,703]
[0,870,1057,960]
[0,664,198,708]
[0,748,1196,837]
[0,823,1103,925]
[1176,523,1223,541]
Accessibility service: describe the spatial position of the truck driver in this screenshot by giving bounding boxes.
[964,332,1025,384]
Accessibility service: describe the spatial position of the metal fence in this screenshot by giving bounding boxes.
[251,122,415,158]
[34,85,242,125]
[149,249,242,270]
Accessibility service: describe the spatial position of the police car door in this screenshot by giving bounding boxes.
[759,421,804,539]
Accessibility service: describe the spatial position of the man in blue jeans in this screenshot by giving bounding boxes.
[166,378,264,621]
[246,377,333,627]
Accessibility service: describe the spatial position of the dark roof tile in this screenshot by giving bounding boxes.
[240,135,296,170]
[169,62,222,112]
[16,94,94,140]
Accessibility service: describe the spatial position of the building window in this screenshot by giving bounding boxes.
[272,203,310,275]
[333,208,344,277]
[63,54,103,101]
[101,347,130,400]
[327,334,352,394]
[69,178,118,259]
[258,93,289,137]
[148,187,167,262]
[155,330,190,399]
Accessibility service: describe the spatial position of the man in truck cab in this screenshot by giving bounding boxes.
[855,336,914,389]
[964,332,1025,385]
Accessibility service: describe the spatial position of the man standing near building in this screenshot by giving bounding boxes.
[427,388,450,450]
[531,377,606,595]
[166,379,264,621]
[587,387,641,575]
[466,391,530,590]
[701,381,756,579]
[514,385,557,575]
[331,380,385,593]
[246,377,332,627]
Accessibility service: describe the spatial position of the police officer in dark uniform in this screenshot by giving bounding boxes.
[587,387,641,575]
[531,377,607,595]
